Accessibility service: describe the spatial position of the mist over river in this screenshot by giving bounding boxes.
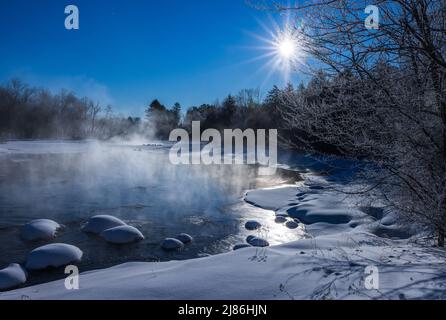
[0,140,303,287]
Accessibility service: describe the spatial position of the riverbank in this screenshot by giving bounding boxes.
[2,170,445,300]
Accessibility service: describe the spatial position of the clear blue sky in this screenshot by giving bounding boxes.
[0,0,305,117]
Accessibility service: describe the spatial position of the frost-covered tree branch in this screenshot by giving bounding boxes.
[259,0,446,246]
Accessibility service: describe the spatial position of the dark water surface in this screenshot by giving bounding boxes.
[0,141,303,287]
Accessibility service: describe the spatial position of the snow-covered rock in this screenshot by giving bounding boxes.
[244,220,261,231]
[247,237,269,247]
[286,220,299,229]
[233,244,252,251]
[381,212,398,226]
[82,215,126,234]
[175,233,193,244]
[161,238,184,251]
[100,226,144,244]
[275,216,287,223]
[25,243,83,270]
[21,219,60,241]
[0,264,27,290]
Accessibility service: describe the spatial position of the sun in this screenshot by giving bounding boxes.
[272,26,304,72]
[266,25,306,82]
[244,18,307,84]
[278,37,296,59]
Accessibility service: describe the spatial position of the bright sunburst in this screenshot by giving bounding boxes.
[273,27,304,67]
[277,37,296,59]
[245,17,307,85]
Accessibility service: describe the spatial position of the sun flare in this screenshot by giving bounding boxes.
[272,27,305,73]
[246,18,307,84]
[277,37,296,59]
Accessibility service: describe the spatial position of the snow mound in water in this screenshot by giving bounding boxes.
[82,215,126,234]
[21,219,60,241]
[244,220,261,230]
[100,225,144,244]
[286,220,299,229]
[0,264,27,290]
[25,243,83,270]
[275,216,287,223]
[175,233,193,244]
[161,238,184,251]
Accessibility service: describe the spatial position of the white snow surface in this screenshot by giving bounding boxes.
[25,244,83,270]
[21,219,60,241]
[100,225,144,244]
[0,264,27,290]
[244,186,299,211]
[2,233,446,299]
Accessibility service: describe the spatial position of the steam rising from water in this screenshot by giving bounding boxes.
[0,140,302,286]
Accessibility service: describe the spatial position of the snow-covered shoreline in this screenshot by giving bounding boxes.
[1,140,445,300]
[1,232,445,300]
[2,173,446,300]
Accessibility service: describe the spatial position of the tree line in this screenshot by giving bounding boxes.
[0,79,291,141]
[145,87,287,140]
[0,79,148,140]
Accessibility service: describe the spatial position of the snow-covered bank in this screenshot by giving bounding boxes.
[1,232,445,300]
[2,172,445,300]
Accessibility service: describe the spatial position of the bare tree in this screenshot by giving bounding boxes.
[265,0,446,245]
[236,88,262,109]
[88,101,102,135]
